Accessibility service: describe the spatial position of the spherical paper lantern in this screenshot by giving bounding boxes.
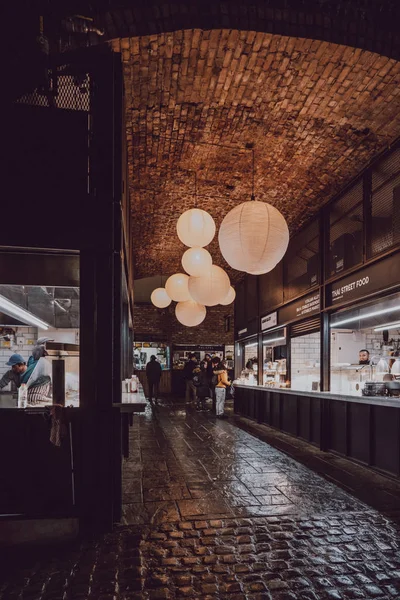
[175,299,206,327]
[188,265,230,307]
[182,247,212,277]
[165,273,191,302]
[218,201,289,274]
[220,286,236,306]
[177,208,216,248]
[151,287,172,309]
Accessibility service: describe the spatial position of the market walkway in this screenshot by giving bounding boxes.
[2,400,400,600]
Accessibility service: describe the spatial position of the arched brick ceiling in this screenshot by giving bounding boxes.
[112,29,400,281]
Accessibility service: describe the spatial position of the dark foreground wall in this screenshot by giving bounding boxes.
[234,385,400,479]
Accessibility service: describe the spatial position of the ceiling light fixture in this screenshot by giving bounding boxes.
[0,294,50,329]
[218,148,289,275]
[331,306,400,328]
[263,336,286,344]
[374,321,400,332]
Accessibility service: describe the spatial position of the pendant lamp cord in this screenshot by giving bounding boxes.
[194,171,198,208]
[251,148,255,201]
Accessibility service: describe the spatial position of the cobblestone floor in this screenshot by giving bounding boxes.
[1,400,400,599]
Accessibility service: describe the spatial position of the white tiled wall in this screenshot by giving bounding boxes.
[0,327,38,387]
[291,332,320,391]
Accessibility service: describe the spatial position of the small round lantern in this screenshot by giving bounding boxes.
[175,299,206,327]
[188,265,230,307]
[182,247,213,277]
[220,286,236,306]
[165,273,191,302]
[151,287,172,309]
[177,208,216,248]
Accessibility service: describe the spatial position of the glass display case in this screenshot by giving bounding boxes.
[134,342,170,370]
[262,328,288,388]
[330,291,400,396]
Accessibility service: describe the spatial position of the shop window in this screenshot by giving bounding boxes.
[327,180,363,277]
[134,342,170,370]
[290,323,320,392]
[369,147,400,257]
[0,285,80,407]
[237,338,258,385]
[330,291,400,397]
[262,328,287,388]
[283,220,319,302]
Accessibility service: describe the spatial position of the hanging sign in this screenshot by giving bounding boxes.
[326,254,400,306]
[261,311,278,331]
[279,291,320,324]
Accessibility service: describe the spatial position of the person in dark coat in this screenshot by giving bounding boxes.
[146,355,162,404]
[183,353,198,403]
[193,361,211,411]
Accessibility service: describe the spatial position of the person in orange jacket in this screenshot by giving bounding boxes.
[213,360,230,418]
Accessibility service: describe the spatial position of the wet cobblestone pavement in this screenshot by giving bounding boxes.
[2,400,400,599]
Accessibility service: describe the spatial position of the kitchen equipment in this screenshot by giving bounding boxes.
[362,382,387,397]
[385,381,400,397]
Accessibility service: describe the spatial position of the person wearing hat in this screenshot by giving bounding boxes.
[0,353,30,390]
[31,337,54,361]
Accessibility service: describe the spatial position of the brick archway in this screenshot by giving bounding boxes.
[97,0,400,61]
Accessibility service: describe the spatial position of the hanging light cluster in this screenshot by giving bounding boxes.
[150,175,235,326]
[150,147,289,325]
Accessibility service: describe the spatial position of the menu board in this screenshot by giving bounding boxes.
[279,291,320,324]
[326,254,400,306]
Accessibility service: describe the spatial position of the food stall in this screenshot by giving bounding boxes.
[232,141,400,479]
[133,341,171,396]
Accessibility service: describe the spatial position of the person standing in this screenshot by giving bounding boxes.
[146,355,162,404]
[193,360,211,411]
[213,360,230,418]
[210,356,220,413]
[183,353,198,404]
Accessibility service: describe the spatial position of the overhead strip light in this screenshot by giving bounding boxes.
[331,306,400,328]
[374,322,400,332]
[263,336,286,345]
[245,342,258,348]
[0,294,50,330]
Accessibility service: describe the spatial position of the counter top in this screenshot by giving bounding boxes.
[234,383,400,408]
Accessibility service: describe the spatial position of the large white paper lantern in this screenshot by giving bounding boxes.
[218,200,289,274]
[175,299,206,327]
[220,286,236,306]
[182,247,212,277]
[188,265,230,307]
[165,273,191,302]
[177,208,216,248]
[151,287,172,309]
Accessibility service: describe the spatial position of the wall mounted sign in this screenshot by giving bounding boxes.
[261,311,278,331]
[238,328,248,336]
[326,253,400,306]
[173,344,224,352]
[279,291,320,324]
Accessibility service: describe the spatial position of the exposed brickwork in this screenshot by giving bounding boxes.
[133,303,234,345]
[102,1,400,62]
[111,30,400,281]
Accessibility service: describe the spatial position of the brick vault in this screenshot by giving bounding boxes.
[111,30,400,280]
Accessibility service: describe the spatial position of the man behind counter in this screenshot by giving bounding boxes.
[359,349,370,365]
[0,353,32,390]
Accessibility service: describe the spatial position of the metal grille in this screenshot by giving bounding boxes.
[291,317,320,337]
[17,70,90,112]
[284,220,319,302]
[327,180,363,277]
[370,147,400,257]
